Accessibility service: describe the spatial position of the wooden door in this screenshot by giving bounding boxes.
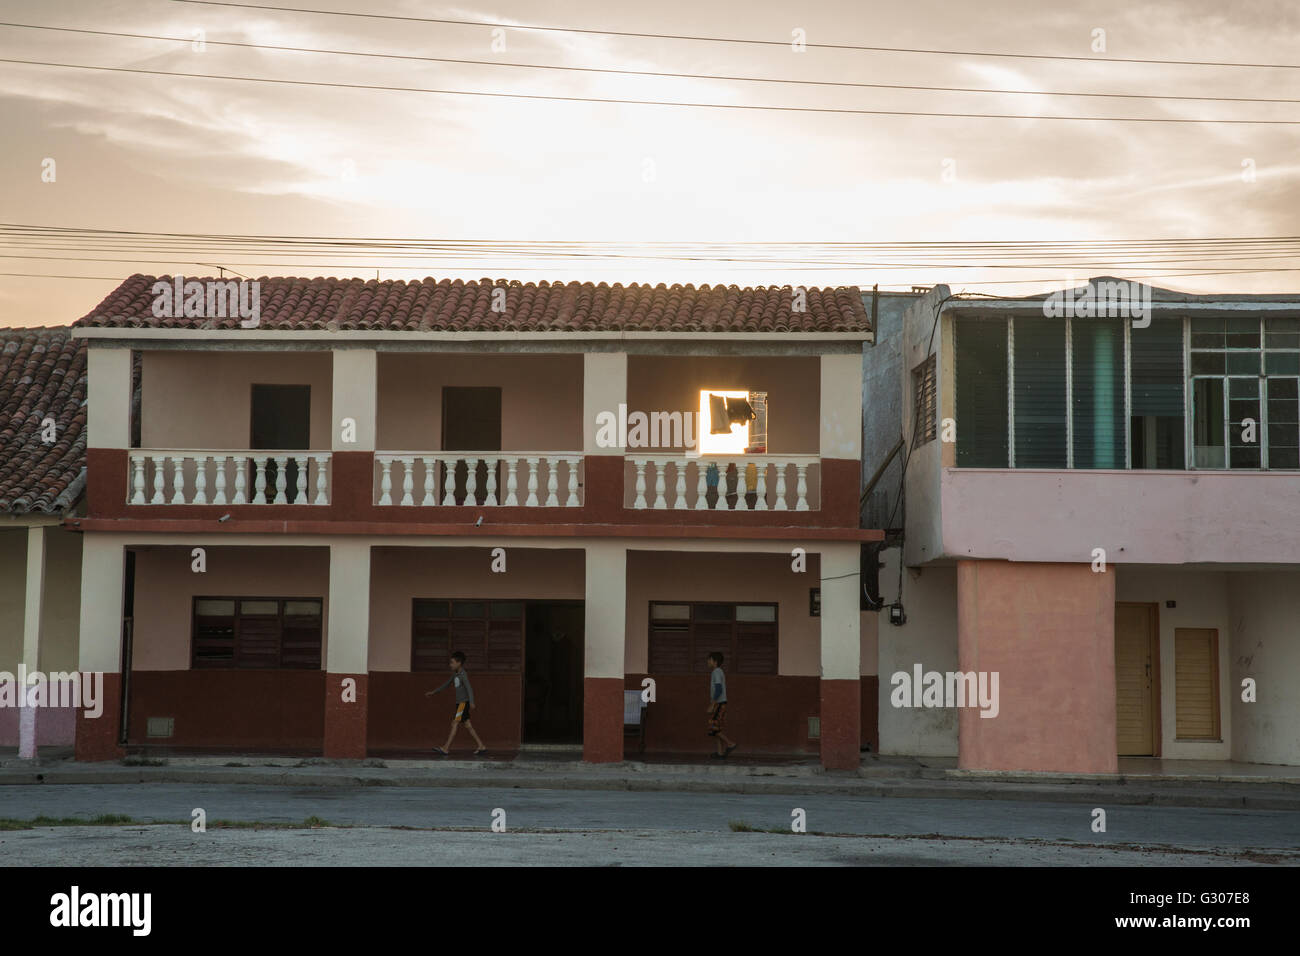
[1115,603,1158,755]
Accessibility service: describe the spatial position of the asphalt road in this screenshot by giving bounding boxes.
[1,783,1297,865]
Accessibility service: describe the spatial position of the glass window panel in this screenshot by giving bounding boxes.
[1265,352,1300,375]
[954,318,1009,467]
[1190,352,1225,375]
[1012,318,1067,468]
[1226,352,1260,375]
[1266,317,1300,334]
[240,600,279,616]
[1230,445,1261,468]
[1267,379,1300,469]
[1071,318,1124,468]
[490,601,523,619]
[283,600,321,617]
[1190,317,1225,349]
[414,600,449,620]
[452,602,486,619]
[1193,378,1225,468]
[694,604,733,622]
[1266,333,1300,350]
[651,603,690,620]
[736,605,777,622]
[195,599,235,617]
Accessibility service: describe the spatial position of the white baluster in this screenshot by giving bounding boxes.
[273,455,289,504]
[233,457,248,505]
[212,455,227,506]
[313,455,329,505]
[193,455,208,505]
[400,457,414,507]
[150,455,166,504]
[633,458,647,510]
[652,460,667,509]
[293,455,308,504]
[485,456,499,506]
[696,460,708,510]
[795,462,809,511]
[170,456,186,504]
[545,458,559,507]
[673,459,687,509]
[442,458,458,506]
[774,463,788,511]
[504,458,519,506]
[754,459,768,511]
[130,456,146,505]
[253,457,268,505]
[525,458,539,507]
[378,458,394,506]
[735,460,748,511]
[421,457,436,506]
[565,457,580,507]
[465,458,478,506]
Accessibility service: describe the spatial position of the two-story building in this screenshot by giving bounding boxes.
[72,275,879,768]
[866,280,1300,773]
[0,327,87,757]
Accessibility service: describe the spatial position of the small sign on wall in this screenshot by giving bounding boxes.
[809,587,820,616]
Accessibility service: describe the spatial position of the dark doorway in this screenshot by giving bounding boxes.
[523,601,584,743]
[251,384,311,498]
[441,386,502,505]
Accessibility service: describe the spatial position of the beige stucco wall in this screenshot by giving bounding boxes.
[131,546,330,670]
[367,547,585,671]
[376,353,583,451]
[141,351,333,449]
[626,356,819,454]
[1226,571,1300,766]
[0,526,82,672]
[624,550,823,675]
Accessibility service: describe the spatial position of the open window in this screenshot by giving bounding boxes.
[698,389,767,454]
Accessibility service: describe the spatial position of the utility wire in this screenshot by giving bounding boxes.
[170,0,1300,70]
[4,22,1298,105]
[3,57,1297,123]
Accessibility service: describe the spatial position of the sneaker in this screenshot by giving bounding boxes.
[432,747,448,756]
[474,748,487,756]
[709,752,723,759]
[725,744,737,756]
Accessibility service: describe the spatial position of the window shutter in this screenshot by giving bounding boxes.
[1013,318,1067,467]
[1131,316,1184,416]
[1071,318,1125,468]
[1174,629,1219,739]
[911,354,937,446]
[954,318,1008,466]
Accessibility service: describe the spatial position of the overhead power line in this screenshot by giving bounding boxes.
[3,22,1298,106]
[169,0,1300,70]
[6,57,1296,123]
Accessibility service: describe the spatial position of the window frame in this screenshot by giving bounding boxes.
[646,600,779,675]
[191,595,323,670]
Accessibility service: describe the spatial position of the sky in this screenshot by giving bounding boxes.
[1,0,1298,326]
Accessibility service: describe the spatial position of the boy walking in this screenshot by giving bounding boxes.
[426,650,487,756]
[706,652,737,758]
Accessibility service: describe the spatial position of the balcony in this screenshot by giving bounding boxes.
[373,453,583,507]
[127,450,332,506]
[626,455,819,511]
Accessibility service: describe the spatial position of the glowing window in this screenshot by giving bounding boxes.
[698,389,751,454]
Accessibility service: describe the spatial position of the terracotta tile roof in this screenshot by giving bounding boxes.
[75,275,871,334]
[0,327,86,514]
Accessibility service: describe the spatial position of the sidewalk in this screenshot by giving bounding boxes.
[3,749,1299,809]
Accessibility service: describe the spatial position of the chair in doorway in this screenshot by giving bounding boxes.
[623,690,648,754]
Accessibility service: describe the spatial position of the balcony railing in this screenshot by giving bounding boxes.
[374,453,584,507]
[627,455,819,511]
[127,451,331,505]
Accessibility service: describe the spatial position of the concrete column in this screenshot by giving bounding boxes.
[819,542,861,769]
[331,349,377,451]
[324,540,370,758]
[87,348,133,448]
[583,541,626,763]
[820,354,863,461]
[18,526,47,759]
[582,353,627,455]
[75,536,126,761]
[956,560,1117,773]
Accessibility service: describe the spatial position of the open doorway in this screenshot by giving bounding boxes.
[523,601,584,743]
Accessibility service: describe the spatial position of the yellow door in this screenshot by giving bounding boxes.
[1115,603,1157,756]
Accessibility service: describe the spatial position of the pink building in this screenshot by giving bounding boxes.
[70,276,878,767]
[866,281,1300,772]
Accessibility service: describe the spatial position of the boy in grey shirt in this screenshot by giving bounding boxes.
[426,650,487,756]
[707,652,737,758]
